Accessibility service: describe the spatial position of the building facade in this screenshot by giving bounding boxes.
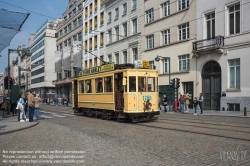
[104,0,142,64]
[194,0,250,111]
[30,19,61,98]
[54,0,84,100]
[83,0,105,68]
[141,0,197,106]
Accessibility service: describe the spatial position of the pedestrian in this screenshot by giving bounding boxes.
[184,93,190,114]
[47,98,50,105]
[28,90,35,122]
[1,90,10,118]
[179,94,185,114]
[199,93,204,114]
[162,93,168,112]
[17,93,27,121]
[193,97,199,115]
[158,95,161,111]
[34,94,42,121]
[23,95,28,116]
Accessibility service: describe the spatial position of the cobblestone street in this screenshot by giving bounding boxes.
[1,111,250,166]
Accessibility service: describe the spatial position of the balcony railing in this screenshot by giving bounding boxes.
[193,36,224,51]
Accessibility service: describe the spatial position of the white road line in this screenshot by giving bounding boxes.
[51,114,67,118]
[62,114,75,116]
[40,115,54,119]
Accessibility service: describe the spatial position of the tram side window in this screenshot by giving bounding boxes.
[86,79,92,93]
[148,77,155,92]
[95,78,103,93]
[104,76,113,92]
[129,76,136,92]
[79,81,84,93]
[138,77,146,92]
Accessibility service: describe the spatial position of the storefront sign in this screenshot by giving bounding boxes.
[78,63,115,76]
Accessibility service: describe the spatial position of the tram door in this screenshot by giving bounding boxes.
[73,80,78,110]
[114,73,124,111]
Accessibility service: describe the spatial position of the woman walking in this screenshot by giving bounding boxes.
[17,93,27,121]
[34,94,42,121]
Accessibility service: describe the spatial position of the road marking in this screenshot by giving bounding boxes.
[52,114,66,118]
[40,115,54,119]
[62,114,75,116]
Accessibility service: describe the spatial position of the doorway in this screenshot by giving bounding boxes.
[202,61,221,110]
[73,80,78,110]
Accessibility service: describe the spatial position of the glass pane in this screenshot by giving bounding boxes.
[212,19,215,38]
[229,13,234,34]
[207,20,211,38]
[148,77,155,92]
[104,76,113,92]
[95,78,103,93]
[236,66,240,89]
[86,79,92,93]
[129,76,136,92]
[230,67,235,88]
[236,11,240,33]
[229,6,234,12]
[138,77,146,91]
[236,59,240,65]
[235,4,240,10]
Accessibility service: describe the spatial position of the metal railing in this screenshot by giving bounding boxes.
[193,36,224,51]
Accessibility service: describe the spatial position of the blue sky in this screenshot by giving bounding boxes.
[0,0,68,72]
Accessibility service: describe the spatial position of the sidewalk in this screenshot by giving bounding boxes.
[0,112,39,135]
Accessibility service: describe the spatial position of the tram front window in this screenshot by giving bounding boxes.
[129,76,136,92]
[138,77,146,92]
[148,77,155,92]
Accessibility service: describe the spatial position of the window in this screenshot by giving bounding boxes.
[89,19,92,31]
[73,35,77,41]
[179,54,190,71]
[132,0,137,10]
[94,35,97,49]
[163,58,169,73]
[85,79,92,93]
[85,22,88,33]
[31,67,44,76]
[78,4,82,11]
[123,23,127,37]
[138,77,146,91]
[123,51,127,63]
[146,8,154,24]
[178,0,189,11]
[60,43,62,50]
[179,23,189,40]
[115,53,119,64]
[132,48,138,63]
[115,8,119,19]
[100,33,104,46]
[31,76,44,84]
[149,61,154,69]
[60,30,63,37]
[85,7,88,17]
[64,16,67,21]
[78,16,82,25]
[73,8,76,14]
[64,27,67,34]
[148,77,155,92]
[100,12,104,25]
[104,76,113,92]
[78,32,82,41]
[68,24,72,32]
[108,12,111,23]
[162,1,170,17]
[108,30,112,44]
[73,20,77,28]
[68,38,72,46]
[146,35,154,49]
[163,29,170,45]
[229,4,240,35]
[229,59,240,89]
[123,3,127,15]
[115,26,119,41]
[64,41,67,46]
[206,12,215,39]
[79,81,84,93]
[94,16,97,28]
[108,54,112,62]
[129,76,136,92]
[95,78,103,93]
[90,4,93,14]
[132,18,137,34]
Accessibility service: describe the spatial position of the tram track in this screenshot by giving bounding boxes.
[135,122,250,141]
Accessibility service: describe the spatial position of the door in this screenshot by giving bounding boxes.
[73,80,78,110]
[202,61,221,110]
[183,82,194,108]
[114,73,124,111]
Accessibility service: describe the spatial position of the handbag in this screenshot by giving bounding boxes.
[16,102,23,110]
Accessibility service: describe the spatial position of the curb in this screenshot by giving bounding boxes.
[0,121,39,135]
[168,111,250,118]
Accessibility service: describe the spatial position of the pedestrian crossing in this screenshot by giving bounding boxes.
[39,111,75,119]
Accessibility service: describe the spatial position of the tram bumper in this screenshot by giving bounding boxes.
[126,111,160,122]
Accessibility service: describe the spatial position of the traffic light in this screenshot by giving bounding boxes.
[4,76,14,89]
[9,77,13,89]
[176,78,180,89]
[170,78,176,89]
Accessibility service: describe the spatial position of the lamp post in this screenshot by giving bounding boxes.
[154,55,171,111]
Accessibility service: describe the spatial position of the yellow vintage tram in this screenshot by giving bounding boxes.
[72,61,159,122]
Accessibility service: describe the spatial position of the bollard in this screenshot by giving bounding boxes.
[244,107,247,116]
[18,109,20,121]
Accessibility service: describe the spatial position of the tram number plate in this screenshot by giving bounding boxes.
[143,95,152,101]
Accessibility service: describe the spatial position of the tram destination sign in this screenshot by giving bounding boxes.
[78,63,115,76]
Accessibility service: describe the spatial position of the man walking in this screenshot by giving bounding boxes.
[162,93,168,112]
[28,90,35,122]
[199,93,204,114]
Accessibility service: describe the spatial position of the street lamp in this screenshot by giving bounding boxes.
[154,55,171,111]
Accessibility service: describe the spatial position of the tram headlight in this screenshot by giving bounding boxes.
[145,100,152,109]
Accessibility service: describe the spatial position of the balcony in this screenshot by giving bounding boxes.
[193,36,224,55]
[52,78,72,85]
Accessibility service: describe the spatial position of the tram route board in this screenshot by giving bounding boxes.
[78,63,115,76]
